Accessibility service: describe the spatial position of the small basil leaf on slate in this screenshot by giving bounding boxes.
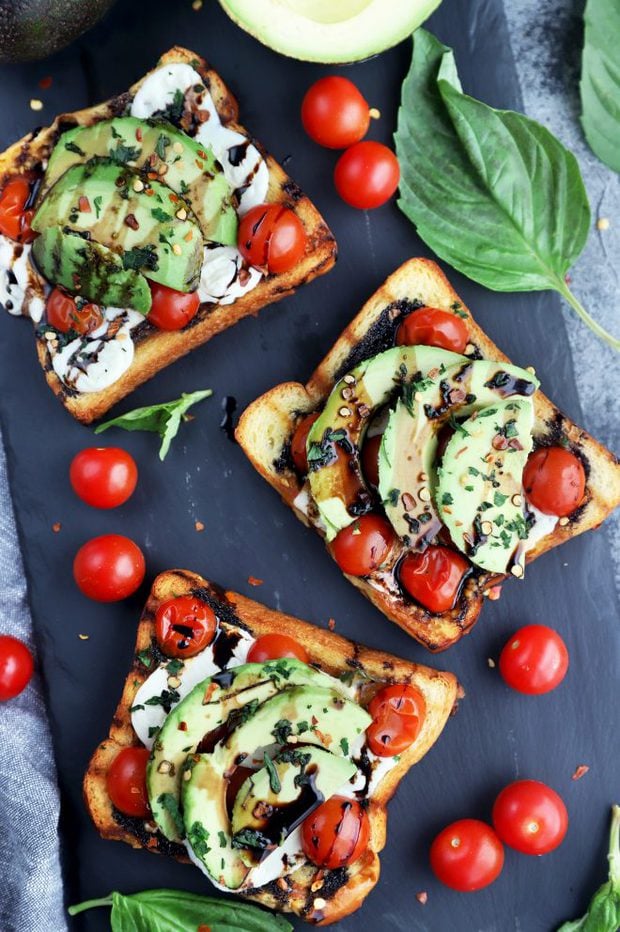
[581,0,620,173]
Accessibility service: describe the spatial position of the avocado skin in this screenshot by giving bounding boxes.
[0,0,118,64]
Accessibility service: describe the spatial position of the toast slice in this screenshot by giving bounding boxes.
[84,568,459,925]
[236,258,620,651]
[0,47,336,424]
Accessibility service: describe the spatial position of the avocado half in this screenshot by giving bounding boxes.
[218,0,442,63]
[0,0,118,63]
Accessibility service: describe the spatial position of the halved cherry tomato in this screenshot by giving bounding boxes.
[70,447,138,509]
[147,282,200,330]
[0,175,37,243]
[399,546,469,614]
[332,514,395,576]
[247,633,309,664]
[492,780,568,855]
[396,307,469,354]
[290,412,320,475]
[334,141,400,209]
[301,796,369,869]
[523,446,586,517]
[46,287,103,335]
[301,76,370,149]
[366,683,426,757]
[106,747,150,818]
[155,596,217,659]
[361,433,382,488]
[499,624,569,695]
[0,635,34,702]
[430,819,504,892]
[73,534,145,602]
[238,204,307,274]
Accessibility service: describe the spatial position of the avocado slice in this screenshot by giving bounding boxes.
[41,117,237,246]
[307,345,466,540]
[32,160,203,293]
[231,746,356,867]
[436,398,535,575]
[31,228,152,314]
[182,685,370,890]
[378,359,539,547]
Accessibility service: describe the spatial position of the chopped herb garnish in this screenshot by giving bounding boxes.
[494,491,509,507]
[441,492,454,506]
[157,793,184,837]
[64,140,85,156]
[93,195,103,219]
[151,207,173,223]
[144,687,180,713]
[111,142,141,165]
[231,828,271,851]
[272,718,293,744]
[123,243,159,272]
[263,752,281,794]
[187,820,210,857]
[218,830,227,848]
[155,132,171,159]
[136,648,152,668]
[340,737,349,756]
[166,658,184,675]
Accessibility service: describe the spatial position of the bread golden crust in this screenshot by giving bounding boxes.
[235,258,620,652]
[0,47,336,424]
[84,568,459,925]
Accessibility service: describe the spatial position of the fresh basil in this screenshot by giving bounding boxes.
[263,752,281,794]
[94,390,212,460]
[557,804,620,931]
[581,0,620,173]
[68,888,292,930]
[395,29,619,351]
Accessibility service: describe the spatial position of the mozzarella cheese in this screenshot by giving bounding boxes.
[0,235,46,323]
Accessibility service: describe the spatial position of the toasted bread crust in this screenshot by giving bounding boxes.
[84,569,458,925]
[0,47,336,423]
[236,258,620,651]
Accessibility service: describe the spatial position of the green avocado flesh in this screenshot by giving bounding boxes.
[41,117,237,246]
[182,684,370,889]
[436,398,535,574]
[378,359,539,549]
[32,160,203,293]
[31,228,152,314]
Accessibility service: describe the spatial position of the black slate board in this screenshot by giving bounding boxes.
[1,0,618,929]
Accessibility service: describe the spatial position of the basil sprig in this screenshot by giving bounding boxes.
[68,888,293,930]
[395,29,619,351]
[557,804,620,931]
[581,0,620,173]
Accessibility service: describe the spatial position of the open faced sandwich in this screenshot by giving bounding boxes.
[84,569,458,925]
[0,47,336,423]
[236,259,620,652]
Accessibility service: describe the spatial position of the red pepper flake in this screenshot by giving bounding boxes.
[147,171,158,180]
[197,149,208,159]
[311,716,319,726]
[178,721,188,732]
[135,127,143,141]
[571,764,590,781]
[146,837,158,848]
[492,434,508,451]
[184,230,194,242]
[38,75,53,90]
[248,576,263,587]
[124,213,139,230]
[195,159,204,170]
[487,584,502,601]
[52,522,61,533]
[78,195,91,213]
[145,188,155,197]
[416,891,428,905]
[195,520,205,532]
[203,682,217,703]
[169,192,179,203]
[328,618,336,631]
[198,926,211,932]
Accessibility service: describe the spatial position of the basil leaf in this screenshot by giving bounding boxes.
[581,0,620,172]
[94,390,212,460]
[557,804,620,931]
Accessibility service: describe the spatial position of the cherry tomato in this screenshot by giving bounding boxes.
[238,204,307,274]
[332,514,395,576]
[499,624,569,695]
[0,635,34,701]
[396,307,469,354]
[290,412,320,475]
[46,288,103,335]
[523,446,586,517]
[70,447,138,509]
[430,819,504,892]
[334,141,400,209]
[361,433,382,488]
[73,534,145,602]
[155,596,217,659]
[301,796,369,869]
[0,175,37,242]
[301,76,370,149]
[399,546,469,614]
[147,282,200,331]
[366,683,426,757]
[106,747,150,818]
[247,633,309,664]
[492,780,568,855]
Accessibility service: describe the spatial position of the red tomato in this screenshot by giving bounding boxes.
[73,534,145,602]
[334,141,400,209]
[499,624,569,695]
[0,175,37,242]
[523,446,586,517]
[106,747,150,818]
[147,282,200,330]
[0,635,34,701]
[301,76,370,149]
[399,546,469,614]
[396,307,469,354]
[361,433,382,488]
[238,204,307,274]
[430,819,504,892]
[492,780,568,855]
[332,514,395,576]
[46,288,103,335]
[247,633,309,664]
[290,412,320,475]
[301,796,369,869]
[70,447,138,509]
[155,596,217,659]
[366,683,426,757]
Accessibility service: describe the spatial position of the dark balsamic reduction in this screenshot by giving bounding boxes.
[212,623,243,669]
[228,140,251,166]
[485,370,536,397]
[246,766,325,863]
[220,395,237,441]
